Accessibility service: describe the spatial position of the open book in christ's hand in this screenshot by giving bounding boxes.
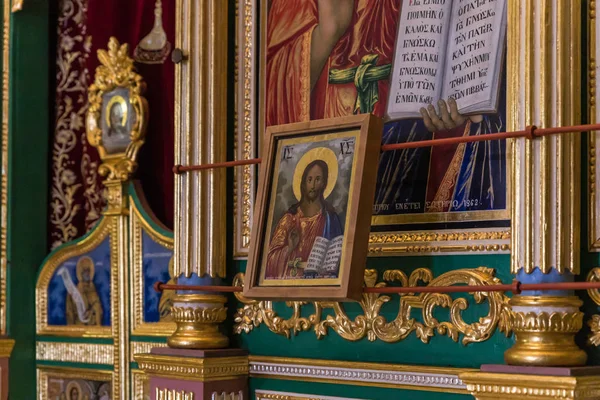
[387,0,507,120]
[304,235,344,278]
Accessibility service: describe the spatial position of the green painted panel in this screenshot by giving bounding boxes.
[250,378,471,400]
[234,254,513,368]
[7,0,51,398]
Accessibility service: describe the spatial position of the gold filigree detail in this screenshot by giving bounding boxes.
[157,388,194,400]
[132,369,149,400]
[461,371,600,400]
[50,0,100,249]
[504,296,586,366]
[36,341,113,364]
[135,354,249,382]
[586,269,600,346]
[212,391,243,400]
[130,341,168,363]
[104,181,128,215]
[234,268,511,344]
[368,230,511,254]
[590,0,600,251]
[233,0,256,257]
[168,294,229,349]
[250,355,470,394]
[130,195,175,336]
[86,37,148,179]
[1,0,11,334]
[506,311,583,333]
[587,267,600,305]
[586,268,600,345]
[0,338,14,358]
[588,315,600,346]
[171,306,228,324]
[255,393,332,400]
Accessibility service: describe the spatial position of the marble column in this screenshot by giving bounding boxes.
[505,0,586,366]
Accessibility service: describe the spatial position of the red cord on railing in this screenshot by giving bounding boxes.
[172,123,600,174]
[154,280,600,295]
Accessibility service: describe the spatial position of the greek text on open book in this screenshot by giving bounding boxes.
[387,0,507,120]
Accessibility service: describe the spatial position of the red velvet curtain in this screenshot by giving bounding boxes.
[50,0,174,249]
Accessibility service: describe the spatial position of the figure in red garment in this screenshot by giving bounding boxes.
[265,0,483,211]
[265,160,343,279]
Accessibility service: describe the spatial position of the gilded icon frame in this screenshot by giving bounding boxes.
[36,217,115,337]
[589,0,600,250]
[37,366,113,400]
[234,0,512,259]
[244,114,382,301]
[86,37,148,177]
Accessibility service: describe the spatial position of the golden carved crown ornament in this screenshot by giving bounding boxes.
[86,37,148,182]
[234,267,512,344]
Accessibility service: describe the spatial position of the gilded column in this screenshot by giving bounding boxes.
[169,0,229,349]
[506,0,586,366]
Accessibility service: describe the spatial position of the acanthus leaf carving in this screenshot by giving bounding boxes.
[233,267,512,345]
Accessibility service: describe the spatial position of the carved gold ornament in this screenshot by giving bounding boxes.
[135,353,249,382]
[86,37,148,181]
[368,229,510,254]
[167,294,229,349]
[234,267,511,344]
[586,267,600,345]
[503,296,586,366]
[460,371,600,400]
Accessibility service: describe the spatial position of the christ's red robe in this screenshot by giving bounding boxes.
[265,208,326,279]
[265,0,468,211]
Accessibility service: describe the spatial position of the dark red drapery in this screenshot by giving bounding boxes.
[50,0,175,249]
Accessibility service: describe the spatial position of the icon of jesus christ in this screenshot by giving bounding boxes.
[265,159,343,279]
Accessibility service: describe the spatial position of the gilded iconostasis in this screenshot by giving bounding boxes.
[0,0,595,399]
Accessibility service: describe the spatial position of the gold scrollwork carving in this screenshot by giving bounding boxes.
[234,268,511,344]
[586,267,600,345]
[589,315,600,346]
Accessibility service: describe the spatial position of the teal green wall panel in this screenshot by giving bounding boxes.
[7,0,52,397]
